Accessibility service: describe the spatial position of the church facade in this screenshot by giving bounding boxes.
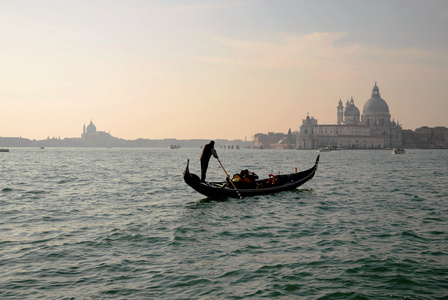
[298,83,403,149]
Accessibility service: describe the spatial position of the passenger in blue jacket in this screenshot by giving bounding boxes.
[200,140,218,182]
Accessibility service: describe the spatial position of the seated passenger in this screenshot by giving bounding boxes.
[226,169,259,189]
[239,169,259,187]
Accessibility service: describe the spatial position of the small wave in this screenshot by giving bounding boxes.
[218,270,242,279]
[401,230,427,241]
[402,192,425,202]
[2,187,13,192]
[280,284,300,292]
[167,276,212,288]
[423,217,444,223]
[257,264,284,272]
[319,291,360,299]
[26,190,46,194]
[421,250,447,256]
[42,216,62,222]
[387,274,419,286]
[428,230,445,235]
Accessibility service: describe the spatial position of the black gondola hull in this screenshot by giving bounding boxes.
[184,155,319,199]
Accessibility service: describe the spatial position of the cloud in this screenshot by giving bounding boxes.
[194,32,346,70]
[197,31,448,70]
[415,0,448,18]
[160,1,250,13]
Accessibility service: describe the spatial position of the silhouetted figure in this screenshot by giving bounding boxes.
[200,140,218,181]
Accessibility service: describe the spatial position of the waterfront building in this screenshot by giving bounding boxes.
[254,132,285,149]
[298,83,403,149]
[253,130,298,149]
[403,126,448,149]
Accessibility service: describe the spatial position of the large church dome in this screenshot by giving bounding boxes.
[86,120,97,133]
[363,83,389,113]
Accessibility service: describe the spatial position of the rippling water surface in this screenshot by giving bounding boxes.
[1,148,447,299]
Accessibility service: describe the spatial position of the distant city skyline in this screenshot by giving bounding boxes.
[2,1,448,140]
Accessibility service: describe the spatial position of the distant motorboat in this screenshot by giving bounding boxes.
[392,148,406,154]
[318,147,331,152]
[39,147,45,149]
[0,148,10,152]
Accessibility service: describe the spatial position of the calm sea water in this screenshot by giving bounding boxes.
[1,148,447,299]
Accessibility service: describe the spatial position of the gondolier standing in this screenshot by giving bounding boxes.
[200,140,218,182]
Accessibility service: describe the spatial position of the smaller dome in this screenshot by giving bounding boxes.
[344,97,360,117]
[86,120,97,133]
[345,104,360,116]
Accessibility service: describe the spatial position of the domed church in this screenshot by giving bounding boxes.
[81,120,114,147]
[361,82,402,148]
[298,83,403,149]
[362,83,390,124]
[337,96,360,125]
[85,120,97,134]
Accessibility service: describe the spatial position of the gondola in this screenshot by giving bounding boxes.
[184,155,319,199]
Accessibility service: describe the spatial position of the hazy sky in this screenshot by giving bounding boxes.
[2,0,447,140]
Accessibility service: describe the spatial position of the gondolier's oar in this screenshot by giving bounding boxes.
[217,158,242,199]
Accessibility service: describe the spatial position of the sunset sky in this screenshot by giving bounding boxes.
[2,0,448,141]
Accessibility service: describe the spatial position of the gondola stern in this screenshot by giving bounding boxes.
[183,159,191,179]
[183,159,201,187]
[183,159,193,182]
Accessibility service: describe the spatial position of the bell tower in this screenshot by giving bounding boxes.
[337,99,344,125]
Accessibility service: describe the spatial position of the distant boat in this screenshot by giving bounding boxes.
[318,147,331,152]
[0,148,10,152]
[39,147,45,149]
[392,148,405,154]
